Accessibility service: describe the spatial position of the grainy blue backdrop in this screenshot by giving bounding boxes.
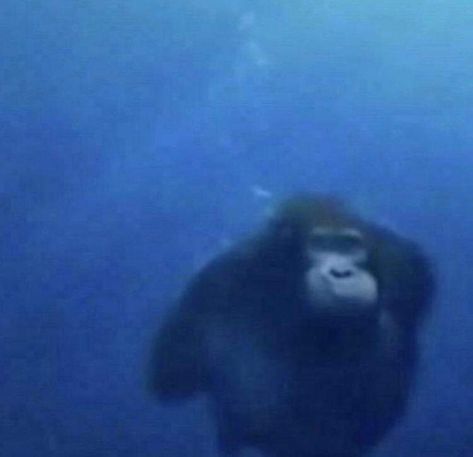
[1,1,472,456]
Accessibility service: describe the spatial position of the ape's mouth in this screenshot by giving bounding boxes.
[330,282,378,305]
[306,269,379,316]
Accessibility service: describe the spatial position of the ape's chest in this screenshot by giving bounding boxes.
[208,327,404,414]
[293,359,403,413]
[206,324,409,452]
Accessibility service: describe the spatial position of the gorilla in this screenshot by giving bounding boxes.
[149,195,434,457]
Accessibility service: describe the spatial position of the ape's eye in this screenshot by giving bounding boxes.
[308,234,332,250]
[335,234,364,252]
[309,229,364,253]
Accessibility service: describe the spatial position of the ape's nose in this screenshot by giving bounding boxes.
[329,267,354,279]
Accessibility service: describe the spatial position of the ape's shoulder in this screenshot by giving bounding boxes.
[179,241,257,312]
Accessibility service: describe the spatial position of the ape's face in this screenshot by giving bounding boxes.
[304,226,379,319]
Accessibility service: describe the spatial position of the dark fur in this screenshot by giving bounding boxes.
[149,195,434,457]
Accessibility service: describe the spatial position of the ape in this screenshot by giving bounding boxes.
[149,195,434,457]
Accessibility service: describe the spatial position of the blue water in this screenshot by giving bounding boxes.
[1,1,472,456]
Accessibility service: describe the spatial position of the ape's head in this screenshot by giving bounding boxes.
[268,195,382,322]
[304,224,378,318]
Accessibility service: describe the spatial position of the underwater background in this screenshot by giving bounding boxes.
[1,1,472,456]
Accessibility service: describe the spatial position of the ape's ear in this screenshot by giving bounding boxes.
[266,213,298,245]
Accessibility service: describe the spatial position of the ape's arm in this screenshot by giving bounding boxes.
[375,232,434,330]
[149,285,209,400]
[149,252,247,400]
